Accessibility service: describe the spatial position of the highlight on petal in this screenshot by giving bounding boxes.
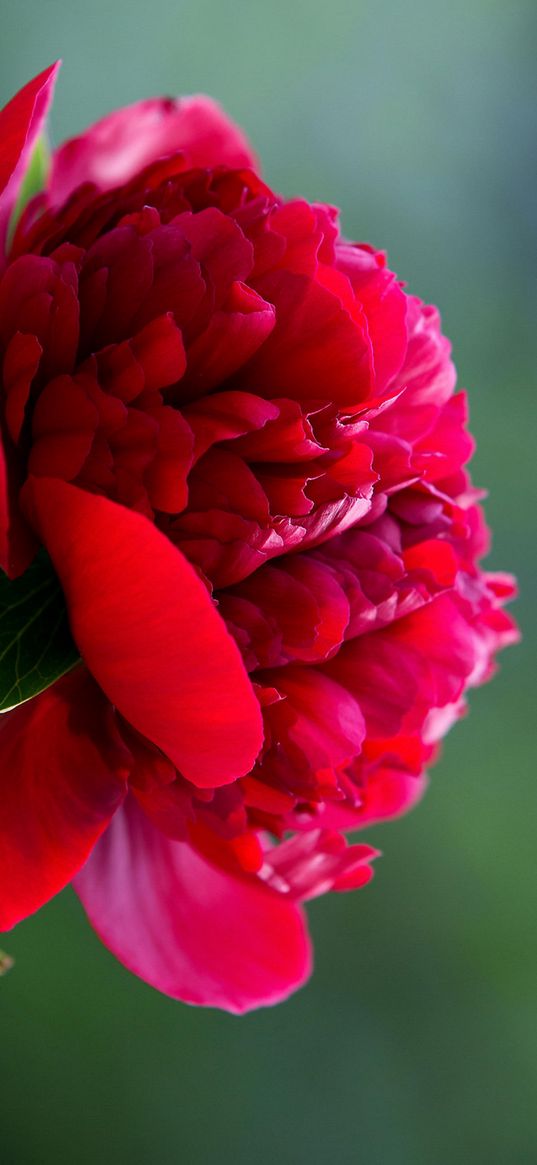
[75,796,312,1014]
[49,94,258,208]
[23,476,264,786]
[0,668,128,931]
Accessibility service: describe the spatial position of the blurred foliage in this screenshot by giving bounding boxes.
[1,1,536,1162]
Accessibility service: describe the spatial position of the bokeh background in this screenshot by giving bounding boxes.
[1,2,536,1161]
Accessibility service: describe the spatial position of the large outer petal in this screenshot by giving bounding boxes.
[0,63,59,260]
[75,797,311,1013]
[48,95,258,207]
[0,668,128,931]
[23,477,263,786]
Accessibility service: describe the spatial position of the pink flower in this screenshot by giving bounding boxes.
[0,65,517,1012]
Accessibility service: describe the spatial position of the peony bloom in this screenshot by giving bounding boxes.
[0,64,517,1012]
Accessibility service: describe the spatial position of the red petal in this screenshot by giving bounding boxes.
[23,477,263,786]
[29,373,99,480]
[3,331,42,443]
[74,796,311,1013]
[0,63,59,260]
[240,269,374,404]
[142,403,193,513]
[0,430,37,577]
[182,285,275,396]
[184,390,279,462]
[0,668,128,931]
[131,314,186,391]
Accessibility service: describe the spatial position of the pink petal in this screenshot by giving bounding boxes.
[75,796,311,1013]
[320,767,428,831]
[49,95,258,208]
[260,829,378,900]
[23,477,263,786]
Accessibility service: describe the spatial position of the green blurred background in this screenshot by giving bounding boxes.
[1,2,536,1161]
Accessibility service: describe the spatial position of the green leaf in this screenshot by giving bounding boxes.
[0,551,80,713]
[7,134,51,246]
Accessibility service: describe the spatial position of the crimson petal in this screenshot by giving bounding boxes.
[23,477,263,786]
[0,668,128,931]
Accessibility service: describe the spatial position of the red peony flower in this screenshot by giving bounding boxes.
[0,64,517,1012]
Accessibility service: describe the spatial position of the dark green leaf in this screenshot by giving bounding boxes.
[0,551,80,713]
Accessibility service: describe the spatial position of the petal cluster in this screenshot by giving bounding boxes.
[0,67,517,1012]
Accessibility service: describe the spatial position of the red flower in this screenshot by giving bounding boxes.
[0,65,517,1012]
